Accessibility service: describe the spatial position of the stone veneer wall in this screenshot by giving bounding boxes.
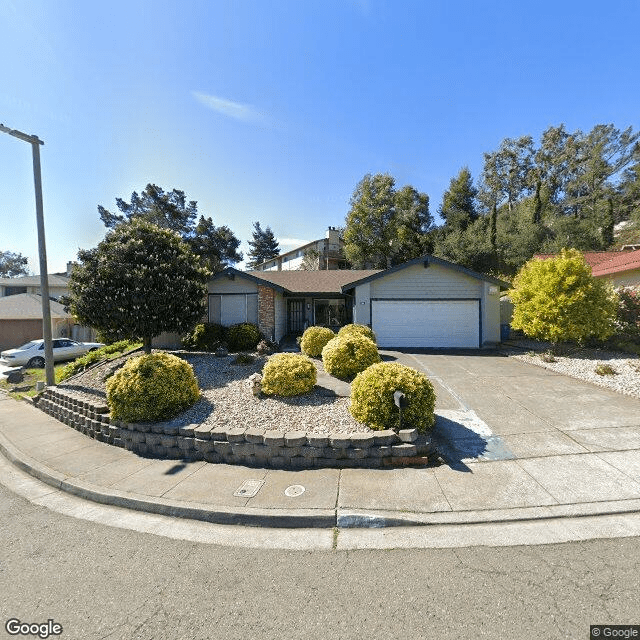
[257,285,276,341]
[34,387,431,469]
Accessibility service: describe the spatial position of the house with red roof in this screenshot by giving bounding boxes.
[534,250,640,288]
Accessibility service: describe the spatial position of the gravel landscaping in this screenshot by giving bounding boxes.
[505,340,640,399]
[58,351,372,435]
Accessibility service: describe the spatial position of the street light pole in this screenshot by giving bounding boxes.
[1,123,55,386]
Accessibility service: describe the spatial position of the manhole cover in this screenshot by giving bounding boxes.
[233,479,264,498]
[284,484,305,497]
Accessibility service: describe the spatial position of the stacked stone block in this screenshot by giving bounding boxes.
[35,387,431,469]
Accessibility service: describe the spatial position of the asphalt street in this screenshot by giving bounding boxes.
[1,477,639,640]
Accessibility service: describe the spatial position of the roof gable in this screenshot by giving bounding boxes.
[339,255,509,291]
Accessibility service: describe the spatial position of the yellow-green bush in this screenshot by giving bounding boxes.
[106,352,200,423]
[261,353,317,397]
[338,323,377,344]
[300,326,336,357]
[349,362,436,432]
[321,335,380,380]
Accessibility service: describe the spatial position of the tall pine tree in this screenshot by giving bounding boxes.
[246,222,280,268]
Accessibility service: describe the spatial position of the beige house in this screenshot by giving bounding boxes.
[0,274,70,300]
[206,255,507,348]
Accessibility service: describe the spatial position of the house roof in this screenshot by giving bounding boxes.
[0,293,71,320]
[212,268,380,295]
[246,269,380,294]
[534,249,640,277]
[0,274,70,288]
[338,255,510,291]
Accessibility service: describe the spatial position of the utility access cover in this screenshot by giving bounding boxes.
[233,479,264,498]
[284,485,305,497]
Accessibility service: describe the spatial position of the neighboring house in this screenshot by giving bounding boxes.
[534,249,640,287]
[0,273,71,300]
[0,293,74,351]
[254,227,348,271]
[205,254,507,348]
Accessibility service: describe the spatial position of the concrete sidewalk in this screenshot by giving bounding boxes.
[2,392,640,529]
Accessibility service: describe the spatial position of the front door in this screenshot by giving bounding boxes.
[287,299,305,334]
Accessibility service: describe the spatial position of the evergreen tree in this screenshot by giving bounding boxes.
[246,222,280,268]
[343,173,432,269]
[98,184,243,273]
[438,167,478,231]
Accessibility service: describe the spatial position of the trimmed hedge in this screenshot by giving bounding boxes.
[300,326,336,357]
[182,323,226,351]
[321,335,380,380]
[261,353,317,397]
[106,352,200,423]
[226,323,261,352]
[349,362,436,432]
[338,323,377,344]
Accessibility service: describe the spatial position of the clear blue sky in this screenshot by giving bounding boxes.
[1,0,639,273]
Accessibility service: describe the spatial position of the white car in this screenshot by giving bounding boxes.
[0,339,104,368]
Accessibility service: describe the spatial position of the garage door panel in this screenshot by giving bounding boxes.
[372,300,479,348]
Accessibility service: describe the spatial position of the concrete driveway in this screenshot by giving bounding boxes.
[388,349,640,469]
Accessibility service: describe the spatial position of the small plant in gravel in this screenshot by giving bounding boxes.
[321,335,380,380]
[594,363,617,376]
[350,362,436,432]
[232,353,256,365]
[300,326,335,357]
[226,323,261,352]
[338,323,377,344]
[106,352,200,423]
[540,350,557,363]
[261,353,317,397]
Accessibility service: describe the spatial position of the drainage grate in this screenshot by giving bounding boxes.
[284,484,305,497]
[233,479,264,498]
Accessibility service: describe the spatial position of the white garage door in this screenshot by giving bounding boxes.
[372,300,480,348]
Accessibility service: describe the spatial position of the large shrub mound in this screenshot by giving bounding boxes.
[350,362,436,432]
[106,352,200,423]
[261,353,317,397]
[300,326,335,357]
[182,323,226,351]
[338,323,377,344]
[226,323,261,352]
[321,335,380,380]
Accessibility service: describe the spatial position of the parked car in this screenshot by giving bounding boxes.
[0,339,104,368]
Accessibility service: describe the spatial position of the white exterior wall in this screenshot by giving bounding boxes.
[352,282,370,325]
[600,269,640,288]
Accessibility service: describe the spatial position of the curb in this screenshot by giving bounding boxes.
[3,429,640,530]
[0,431,335,529]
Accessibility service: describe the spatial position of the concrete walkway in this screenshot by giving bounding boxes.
[2,347,640,532]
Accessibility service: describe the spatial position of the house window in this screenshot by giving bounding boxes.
[209,294,258,325]
[313,299,351,328]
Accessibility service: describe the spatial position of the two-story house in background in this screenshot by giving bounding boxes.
[253,227,348,271]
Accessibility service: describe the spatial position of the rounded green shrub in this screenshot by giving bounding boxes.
[261,353,317,397]
[349,362,436,432]
[106,352,200,423]
[338,323,377,344]
[182,323,226,351]
[300,326,336,357]
[321,335,380,380]
[226,322,261,352]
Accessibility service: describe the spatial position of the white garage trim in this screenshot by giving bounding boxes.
[372,298,481,348]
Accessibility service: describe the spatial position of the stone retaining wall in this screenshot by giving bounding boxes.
[35,387,431,469]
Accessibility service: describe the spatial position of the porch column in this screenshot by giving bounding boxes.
[257,286,276,341]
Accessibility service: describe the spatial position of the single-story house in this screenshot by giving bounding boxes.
[204,255,507,349]
[535,249,640,287]
[0,293,74,352]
